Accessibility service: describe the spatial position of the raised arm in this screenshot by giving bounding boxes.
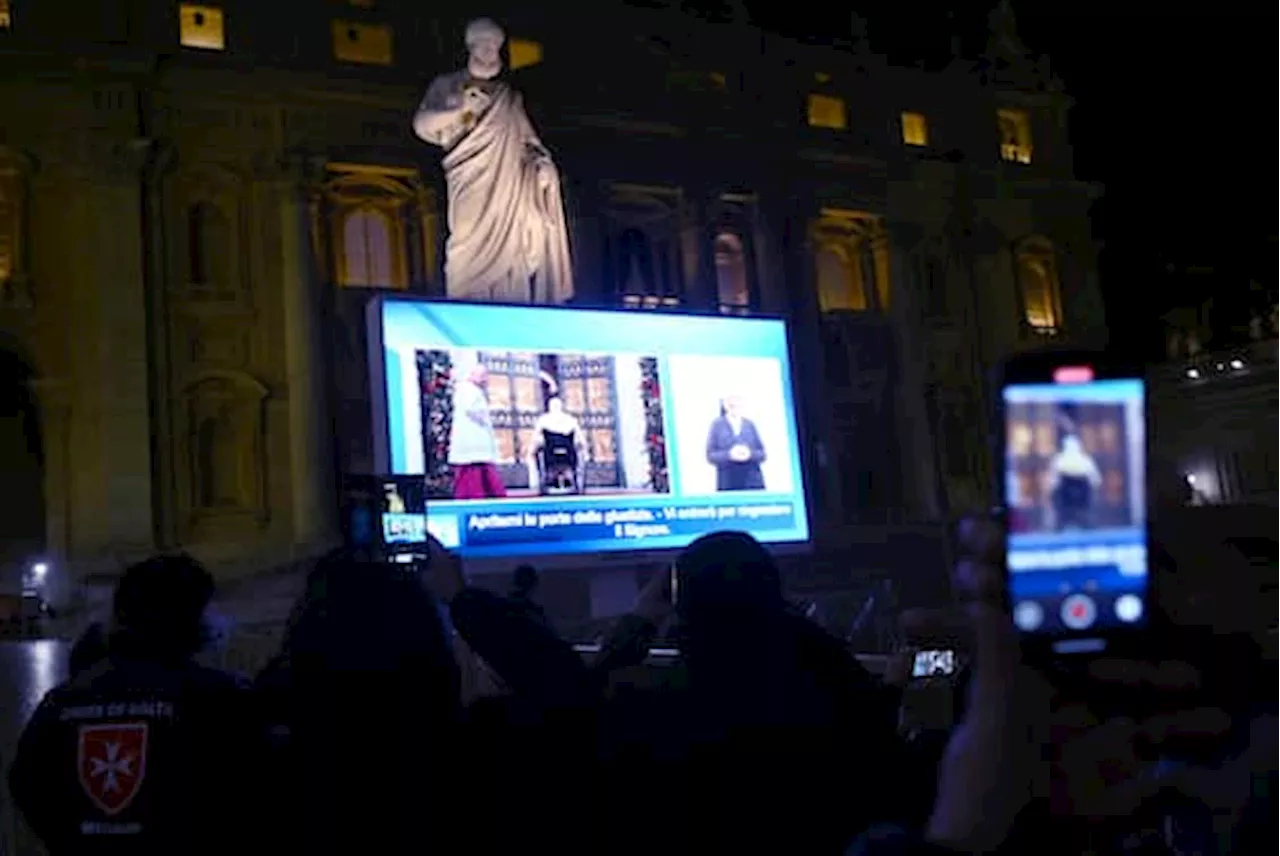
[413,75,468,147]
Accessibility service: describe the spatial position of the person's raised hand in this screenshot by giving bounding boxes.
[914,516,1051,852]
[422,535,467,605]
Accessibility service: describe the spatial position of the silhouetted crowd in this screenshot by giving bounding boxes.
[7,524,1277,855]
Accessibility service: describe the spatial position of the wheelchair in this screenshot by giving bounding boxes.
[537,429,583,495]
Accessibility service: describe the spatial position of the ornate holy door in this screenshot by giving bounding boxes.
[558,355,622,488]
[479,350,543,490]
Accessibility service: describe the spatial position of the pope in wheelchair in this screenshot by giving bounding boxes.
[530,397,588,495]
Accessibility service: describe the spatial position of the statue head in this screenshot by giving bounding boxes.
[547,396,563,414]
[465,17,505,79]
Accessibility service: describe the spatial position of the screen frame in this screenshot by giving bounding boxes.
[364,294,815,573]
[994,347,1152,657]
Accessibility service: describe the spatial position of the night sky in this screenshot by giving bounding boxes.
[737,1,1278,358]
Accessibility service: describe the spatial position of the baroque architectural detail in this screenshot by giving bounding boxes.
[316,163,438,291]
[167,162,252,302]
[601,183,687,308]
[175,370,270,528]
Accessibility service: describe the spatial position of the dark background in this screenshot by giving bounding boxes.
[727,0,1278,359]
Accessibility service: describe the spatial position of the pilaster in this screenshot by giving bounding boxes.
[69,143,157,566]
[886,220,942,521]
[276,156,340,552]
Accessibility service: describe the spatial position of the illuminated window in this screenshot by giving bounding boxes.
[1014,237,1062,332]
[0,1,11,29]
[901,111,928,147]
[322,165,427,289]
[332,20,393,66]
[0,168,19,286]
[179,4,225,51]
[807,94,847,130]
[508,38,543,70]
[342,210,395,287]
[714,231,750,313]
[997,107,1033,164]
[709,71,727,90]
[812,209,890,312]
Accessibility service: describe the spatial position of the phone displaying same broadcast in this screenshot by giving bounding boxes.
[1003,366,1148,640]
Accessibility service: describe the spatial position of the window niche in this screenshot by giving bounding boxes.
[1013,236,1063,334]
[811,209,890,313]
[177,372,268,527]
[602,184,687,310]
[319,164,436,291]
[172,165,247,301]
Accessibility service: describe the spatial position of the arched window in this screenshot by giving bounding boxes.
[811,210,889,313]
[815,243,867,311]
[713,231,750,313]
[341,208,395,287]
[186,201,231,289]
[322,165,428,291]
[1014,238,1062,332]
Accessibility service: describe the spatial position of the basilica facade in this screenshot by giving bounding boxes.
[0,0,1104,595]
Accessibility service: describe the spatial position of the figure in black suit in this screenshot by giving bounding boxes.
[705,394,766,491]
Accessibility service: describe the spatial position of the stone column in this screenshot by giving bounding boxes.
[277,160,339,552]
[885,221,942,521]
[684,183,718,311]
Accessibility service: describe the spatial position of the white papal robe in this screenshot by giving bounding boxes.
[417,72,574,304]
[448,380,498,466]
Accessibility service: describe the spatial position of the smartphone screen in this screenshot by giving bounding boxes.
[911,649,956,678]
[1002,362,1148,648]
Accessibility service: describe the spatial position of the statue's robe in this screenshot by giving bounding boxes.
[418,72,574,304]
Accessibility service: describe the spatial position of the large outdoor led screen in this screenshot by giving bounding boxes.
[369,297,810,561]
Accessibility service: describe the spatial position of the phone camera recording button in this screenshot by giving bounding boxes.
[1013,600,1044,631]
[1060,594,1097,630]
[1114,594,1143,623]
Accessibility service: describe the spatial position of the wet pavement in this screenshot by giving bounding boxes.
[1,640,66,855]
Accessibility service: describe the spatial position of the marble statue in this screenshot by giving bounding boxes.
[413,18,574,303]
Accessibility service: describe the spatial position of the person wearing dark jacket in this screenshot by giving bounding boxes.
[8,554,258,855]
[259,550,462,855]
[68,621,109,677]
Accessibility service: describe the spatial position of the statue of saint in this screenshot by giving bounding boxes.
[413,18,574,304]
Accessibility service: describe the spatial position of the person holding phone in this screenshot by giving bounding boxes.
[851,515,1277,855]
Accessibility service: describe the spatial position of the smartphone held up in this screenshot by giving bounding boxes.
[997,350,1150,656]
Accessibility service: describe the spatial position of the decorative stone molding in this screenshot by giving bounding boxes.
[174,370,271,531]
